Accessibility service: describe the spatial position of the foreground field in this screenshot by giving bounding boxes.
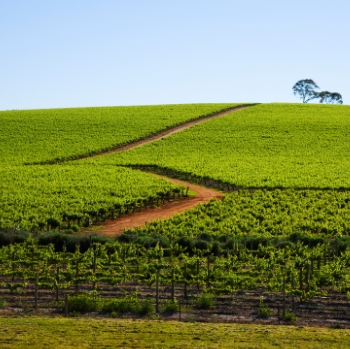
[0,317,349,349]
[100,103,350,189]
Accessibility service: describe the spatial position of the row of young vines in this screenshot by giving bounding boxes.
[1,237,350,319]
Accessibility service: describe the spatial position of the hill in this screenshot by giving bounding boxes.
[94,103,350,189]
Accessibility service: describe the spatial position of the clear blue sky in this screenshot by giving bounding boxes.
[1,0,349,110]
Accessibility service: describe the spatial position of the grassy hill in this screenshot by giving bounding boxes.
[95,103,350,189]
[0,104,238,165]
[0,103,238,232]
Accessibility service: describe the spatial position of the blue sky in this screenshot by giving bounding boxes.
[1,0,349,110]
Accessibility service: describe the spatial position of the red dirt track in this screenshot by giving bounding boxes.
[92,106,249,156]
[86,106,252,236]
[96,176,223,236]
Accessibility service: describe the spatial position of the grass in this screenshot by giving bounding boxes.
[0,317,349,349]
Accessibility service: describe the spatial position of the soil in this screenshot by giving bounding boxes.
[1,278,350,328]
[94,175,223,236]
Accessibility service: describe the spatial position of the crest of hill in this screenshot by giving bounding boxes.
[0,103,239,165]
[89,103,350,190]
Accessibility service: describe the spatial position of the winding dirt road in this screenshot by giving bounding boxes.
[97,176,223,236]
[91,105,252,157]
[87,105,253,236]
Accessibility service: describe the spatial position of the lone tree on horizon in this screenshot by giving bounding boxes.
[292,79,320,103]
[318,91,343,104]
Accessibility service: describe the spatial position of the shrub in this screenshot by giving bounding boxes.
[197,233,213,242]
[176,236,194,253]
[138,299,155,315]
[257,297,271,318]
[194,240,210,251]
[67,293,101,313]
[0,298,7,308]
[0,229,29,247]
[194,293,214,310]
[284,311,297,322]
[102,295,154,316]
[162,299,179,313]
[211,241,222,256]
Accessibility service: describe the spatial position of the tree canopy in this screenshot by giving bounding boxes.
[293,79,343,104]
[292,79,319,103]
[319,91,343,104]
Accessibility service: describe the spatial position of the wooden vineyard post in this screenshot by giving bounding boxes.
[156,269,160,313]
[282,274,286,319]
[65,294,69,316]
[55,266,60,302]
[34,273,38,310]
[92,244,98,292]
[291,273,295,312]
[183,262,188,300]
[12,251,16,282]
[299,266,303,291]
[206,254,209,289]
[75,261,80,295]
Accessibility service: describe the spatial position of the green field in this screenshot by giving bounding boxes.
[0,103,239,231]
[95,104,350,189]
[0,165,181,232]
[1,102,350,341]
[0,104,238,165]
[123,189,350,239]
[0,317,349,349]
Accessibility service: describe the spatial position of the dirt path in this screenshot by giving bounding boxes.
[96,175,223,236]
[87,105,252,236]
[91,105,251,157]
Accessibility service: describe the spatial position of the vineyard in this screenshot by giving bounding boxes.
[1,102,350,327]
[98,103,350,189]
[0,103,239,165]
[1,237,350,326]
[0,165,184,232]
[0,104,240,232]
[123,189,350,240]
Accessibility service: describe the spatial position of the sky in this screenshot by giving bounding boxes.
[1,0,349,110]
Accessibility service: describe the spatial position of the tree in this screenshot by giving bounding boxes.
[318,91,343,104]
[292,79,320,103]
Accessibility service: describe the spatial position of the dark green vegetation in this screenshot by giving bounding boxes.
[1,317,349,349]
[1,236,350,324]
[98,104,350,189]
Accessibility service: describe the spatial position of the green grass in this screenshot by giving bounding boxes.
[0,104,239,165]
[0,317,349,348]
[98,103,350,189]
